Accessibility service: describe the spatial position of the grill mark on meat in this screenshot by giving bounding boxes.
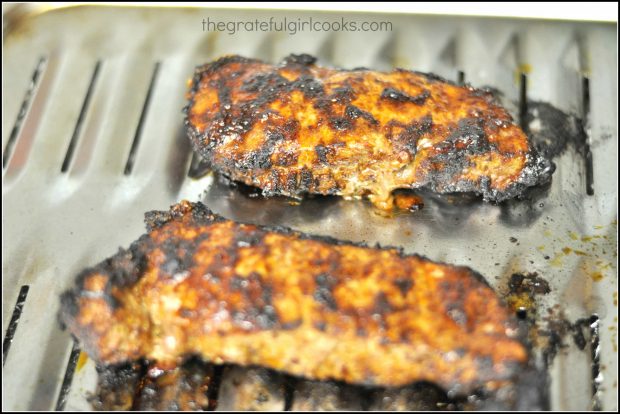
[380,87,431,105]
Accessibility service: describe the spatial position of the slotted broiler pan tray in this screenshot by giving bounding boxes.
[2,4,617,411]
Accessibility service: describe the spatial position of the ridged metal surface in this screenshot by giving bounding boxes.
[2,5,617,411]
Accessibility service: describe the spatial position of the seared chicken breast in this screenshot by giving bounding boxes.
[60,200,527,393]
[185,54,551,210]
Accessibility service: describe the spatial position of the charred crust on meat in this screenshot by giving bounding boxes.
[315,145,333,164]
[313,321,327,332]
[185,54,551,208]
[380,87,431,105]
[329,116,353,131]
[282,53,317,66]
[393,278,413,296]
[281,319,303,330]
[411,70,455,85]
[386,115,433,157]
[59,291,79,323]
[313,284,338,311]
[373,292,394,314]
[345,104,378,125]
[292,75,325,99]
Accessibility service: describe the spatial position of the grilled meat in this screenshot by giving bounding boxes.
[60,200,527,393]
[185,54,552,210]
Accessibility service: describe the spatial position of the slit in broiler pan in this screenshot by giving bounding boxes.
[2,4,617,411]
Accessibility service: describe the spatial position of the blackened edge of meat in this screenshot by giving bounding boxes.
[418,146,553,204]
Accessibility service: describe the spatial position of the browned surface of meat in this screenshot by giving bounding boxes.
[60,200,527,393]
[185,54,551,210]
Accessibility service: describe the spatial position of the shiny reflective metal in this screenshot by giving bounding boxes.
[2,5,617,411]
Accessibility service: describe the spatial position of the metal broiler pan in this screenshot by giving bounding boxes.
[2,4,617,411]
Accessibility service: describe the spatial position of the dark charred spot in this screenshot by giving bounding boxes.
[411,70,453,84]
[299,168,314,192]
[381,88,431,105]
[186,201,223,224]
[282,171,298,192]
[315,145,331,164]
[345,105,378,125]
[230,275,249,290]
[104,241,151,290]
[386,115,432,157]
[283,54,317,66]
[421,118,495,188]
[281,119,301,141]
[314,143,344,167]
[373,292,393,314]
[281,319,302,330]
[144,210,173,231]
[159,234,205,279]
[313,321,327,332]
[292,75,324,99]
[274,150,299,167]
[256,305,278,329]
[330,117,352,131]
[241,149,272,170]
[393,278,413,296]
[356,326,367,337]
[266,131,285,143]
[263,170,281,196]
[216,79,232,112]
[59,291,79,323]
[313,288,337,311]
[241,73,290,93]
[312,97,332,112]
[442,118,490,154]
[313,272,338,310]
[229,272,278,330]
[331,85,356,102]
[316,272,336,288]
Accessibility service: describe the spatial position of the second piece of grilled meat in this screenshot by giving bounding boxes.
[60,200,527,394]
[185,54,552,210]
